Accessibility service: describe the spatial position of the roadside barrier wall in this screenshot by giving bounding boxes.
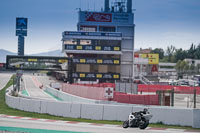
[5,90,200,128]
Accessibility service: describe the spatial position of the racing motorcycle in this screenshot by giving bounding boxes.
[122,108,152,129]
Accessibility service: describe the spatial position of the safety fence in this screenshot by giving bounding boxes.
[138,84,200,108]
[138,84,200,94]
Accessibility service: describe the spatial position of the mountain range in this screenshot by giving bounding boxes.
[0,49,63,63]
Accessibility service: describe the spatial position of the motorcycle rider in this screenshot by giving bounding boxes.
[130,108,148,126]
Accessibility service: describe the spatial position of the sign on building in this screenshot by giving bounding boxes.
[85,12,112,22]
[6,55,70,71]
[134,53,159,65]
[79,11,133,25]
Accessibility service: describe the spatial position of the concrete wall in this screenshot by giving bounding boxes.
[5,91,200,128]
[45,86,104,104]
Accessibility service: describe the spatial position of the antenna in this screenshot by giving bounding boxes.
[87,0,89,11]
[94,0,95,11]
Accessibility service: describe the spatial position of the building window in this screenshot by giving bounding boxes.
[80,40,92,45]
[99,40,120,46]
[80,26,97,32]
[99,26,115,32]
[64,39,77,45]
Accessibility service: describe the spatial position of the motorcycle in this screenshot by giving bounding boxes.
[122,108,152,129]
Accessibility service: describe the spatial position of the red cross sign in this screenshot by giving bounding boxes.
[104,87,114,98]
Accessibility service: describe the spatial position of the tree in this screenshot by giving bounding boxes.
[194,44,200,59]
[151,48,164,59]
[189,64,195,74]
[183,62,189,73]
[166,45,176,62]
[196,64,200,74]
[174,48,187,62]
[187,43,196,59]
[175,60,182,73]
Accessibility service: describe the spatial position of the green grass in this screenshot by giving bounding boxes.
[0,75,200,131]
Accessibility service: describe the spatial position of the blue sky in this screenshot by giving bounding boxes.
[0,0,200,54]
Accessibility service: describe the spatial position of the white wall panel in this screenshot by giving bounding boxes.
[81,104,103,120]
[193,109,200,128]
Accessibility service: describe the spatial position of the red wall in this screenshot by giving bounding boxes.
[62,84,159,105]
[113,92,159,105]
[62,84,108,100]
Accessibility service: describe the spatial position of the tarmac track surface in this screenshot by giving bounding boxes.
[0,116,199,133]
[23,75,55,100]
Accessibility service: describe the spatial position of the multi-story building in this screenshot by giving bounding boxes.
[62,0,135,83]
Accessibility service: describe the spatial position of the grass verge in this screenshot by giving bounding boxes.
[0,75,200,131]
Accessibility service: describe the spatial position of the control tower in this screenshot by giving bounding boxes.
[62,0,135,83]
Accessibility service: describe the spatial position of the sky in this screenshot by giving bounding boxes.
[0,0,200,54]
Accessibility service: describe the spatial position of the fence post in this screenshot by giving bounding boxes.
[125,82,127,93]
[171,88,174,107]
[194,89,196,108]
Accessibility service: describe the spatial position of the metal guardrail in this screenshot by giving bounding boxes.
[139,74,153,85]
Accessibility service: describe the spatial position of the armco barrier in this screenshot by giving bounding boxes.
[5,89,200,128]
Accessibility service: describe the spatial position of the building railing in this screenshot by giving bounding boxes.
[72,58,120,65]
[72,72,120,80]
[64,44,121,51]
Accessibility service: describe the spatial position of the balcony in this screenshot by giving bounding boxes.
[63,44,122,55]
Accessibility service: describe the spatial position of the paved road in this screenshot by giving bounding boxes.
[23,75,55,100]
[0,73,12,90]
[0,116,198,133]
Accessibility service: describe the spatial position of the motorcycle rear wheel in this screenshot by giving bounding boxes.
[122,120,129,128]
[139,119,149,129]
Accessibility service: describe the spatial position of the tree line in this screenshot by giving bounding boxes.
[150,43,200,74]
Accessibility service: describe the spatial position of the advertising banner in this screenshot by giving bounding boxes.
[134,53,159,65]
[6,55,70,71]
[16,18,28,30]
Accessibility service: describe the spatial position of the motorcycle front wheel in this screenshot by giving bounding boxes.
[139,119,149,129]
[122,120,129,128]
